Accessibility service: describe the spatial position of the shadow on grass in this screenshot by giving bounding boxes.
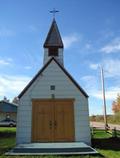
[0,132,16,138]
[92,137,120,151]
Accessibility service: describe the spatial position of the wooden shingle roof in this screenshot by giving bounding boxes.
[43,19,64,48]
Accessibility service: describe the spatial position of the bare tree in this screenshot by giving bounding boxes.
[12,97,19,104]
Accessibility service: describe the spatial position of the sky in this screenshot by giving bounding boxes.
[0,0,120,115]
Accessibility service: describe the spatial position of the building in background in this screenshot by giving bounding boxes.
[0,100,18,121]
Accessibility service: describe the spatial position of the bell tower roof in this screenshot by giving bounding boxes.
[43,19,64,48]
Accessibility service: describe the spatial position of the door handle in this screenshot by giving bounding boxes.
[54,121,57,129]
[49,121,52,129]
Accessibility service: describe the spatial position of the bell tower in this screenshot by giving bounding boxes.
[43,18,64,66]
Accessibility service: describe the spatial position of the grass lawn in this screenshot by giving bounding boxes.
[0,127,16,133]
[0,127,16,138]
[92,129,120,158]
[0,127,120,158]
[92,128,111,138]
[0,137,16,155]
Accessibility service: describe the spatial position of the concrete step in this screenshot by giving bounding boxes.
[6,142,98,155]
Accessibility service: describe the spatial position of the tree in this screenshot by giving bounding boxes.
[12,97,19,104]
[3,96,9,102]
[112,94,120,113]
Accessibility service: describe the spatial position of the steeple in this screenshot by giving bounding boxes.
[43,19,64,66]
[44,19,63,48]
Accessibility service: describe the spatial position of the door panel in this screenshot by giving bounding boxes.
[54,101,75,141]
[54,103,65,141]
[32,99,74,142]
[32,101,54,142]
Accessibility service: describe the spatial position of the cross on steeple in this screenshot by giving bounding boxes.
[50,8,59,18]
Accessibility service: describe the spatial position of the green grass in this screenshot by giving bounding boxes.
[0,127,16,132]
[117,130,120,136]
[0,155,78,158]
[92,129,120,158]
[0,137,16,155]
[97,149,120,158]
[0,127,16,138]
[0,127,120,158]
[92,129,111,138]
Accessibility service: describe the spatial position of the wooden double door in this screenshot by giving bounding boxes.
[32,99,75,142]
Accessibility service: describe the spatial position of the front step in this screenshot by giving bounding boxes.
[6,142,98,155]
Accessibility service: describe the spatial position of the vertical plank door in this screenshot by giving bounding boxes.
[32,100,54,142]
[54,100,75,141]
[32,99,75,142]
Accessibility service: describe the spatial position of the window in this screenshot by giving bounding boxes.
[48,47,58,56]
[50,85,55,90]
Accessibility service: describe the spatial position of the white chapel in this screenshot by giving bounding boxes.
[16,18,91,148]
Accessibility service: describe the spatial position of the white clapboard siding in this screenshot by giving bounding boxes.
[16,60,91,145]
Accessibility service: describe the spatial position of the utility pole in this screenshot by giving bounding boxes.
[100,66,108,131]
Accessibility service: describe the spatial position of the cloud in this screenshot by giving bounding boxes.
[0,75,31,100]
[81,75,120,100]
[100,37,120,53]
[88,59,120,100]
[89,63,99,70]
[89,59,120,78]
[92,87,120,100]
[81,75,97,88]
[24,66,32,70]
[0,58,13,66]
[80,75,99,96]
[63,34,79,49]
[0,59,10,65]
[84,43,92,50]
[103,59,120,77]
[0,28,15,37]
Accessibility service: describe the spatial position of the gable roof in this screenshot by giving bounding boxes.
[0,100,18,106]
[43,19,64,48]
[0,100,18,113]
[18,57,88,98]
